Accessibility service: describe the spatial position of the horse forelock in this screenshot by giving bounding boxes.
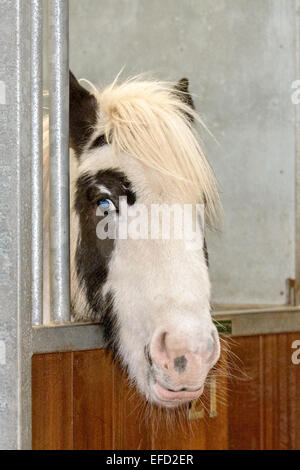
[81,76,221,225]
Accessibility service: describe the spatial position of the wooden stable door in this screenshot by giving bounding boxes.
[32,332,300,450]
[32,348,228,450]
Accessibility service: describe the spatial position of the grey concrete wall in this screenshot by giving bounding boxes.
[68,0,296,305]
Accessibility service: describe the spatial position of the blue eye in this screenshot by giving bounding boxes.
[97,198,116,212]
[98,199,110,209]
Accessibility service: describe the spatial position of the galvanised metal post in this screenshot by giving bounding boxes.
[31,0,43,326]
[295,0,300,306]
[0,0,33,449]
[49,0,70,323]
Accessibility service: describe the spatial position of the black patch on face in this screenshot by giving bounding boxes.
[101,291,119,358]
[174,355,187,374]
[75,168,136,318]
[69,70,98,156]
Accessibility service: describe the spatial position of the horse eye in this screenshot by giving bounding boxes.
[91,134,107,149]
[97,198,116,212]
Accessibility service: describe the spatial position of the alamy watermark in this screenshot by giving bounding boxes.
[95,196,205,252]
[291,340,300,365]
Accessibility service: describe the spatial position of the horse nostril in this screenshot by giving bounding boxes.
[206,329,220,363]
[174,355,187,374]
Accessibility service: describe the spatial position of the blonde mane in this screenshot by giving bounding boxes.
[84,77,220,224]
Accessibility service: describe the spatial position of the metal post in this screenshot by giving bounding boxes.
[295,0,300,306]
[0,0,32,449]
[31,0,43,325]
[49,0,70,323]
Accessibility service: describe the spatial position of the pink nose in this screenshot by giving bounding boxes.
[150,328,219,402]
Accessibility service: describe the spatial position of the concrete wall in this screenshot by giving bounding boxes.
[68,0,297,305]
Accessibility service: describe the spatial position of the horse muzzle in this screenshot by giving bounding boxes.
[149,325,220,405]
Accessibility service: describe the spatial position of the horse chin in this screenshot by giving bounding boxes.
[145,375,205,408]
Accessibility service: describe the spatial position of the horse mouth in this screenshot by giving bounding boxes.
[150,380,204,407]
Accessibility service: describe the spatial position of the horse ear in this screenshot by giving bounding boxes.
[174,78,195,122]
[69,70,98,155]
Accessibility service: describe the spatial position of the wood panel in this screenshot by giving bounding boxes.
[32,331,300,450]
[112,361,151,450]
[228,333,300,450]
[262,333,300,449]
[72,349,150,449]
[73,349,114,449]
[226,336,262,449]
[32,352,73,450]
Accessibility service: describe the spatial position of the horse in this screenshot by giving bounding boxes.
[43,71,221,408]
